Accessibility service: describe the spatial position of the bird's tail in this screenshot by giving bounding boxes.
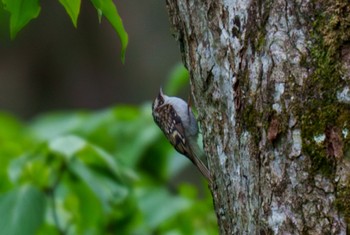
[192,153,213,184]
[188,140,212,184]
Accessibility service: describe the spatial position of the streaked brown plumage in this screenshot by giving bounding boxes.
[152,88,212,184]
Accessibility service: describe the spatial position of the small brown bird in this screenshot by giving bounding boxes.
[152,88,212,184]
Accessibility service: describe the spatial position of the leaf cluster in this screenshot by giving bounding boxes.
[1,0,128,63]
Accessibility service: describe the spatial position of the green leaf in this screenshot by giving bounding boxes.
[29,112,88,140]
[47,134,136,181]
[0,185,45,235]
[69,159,128,213]
[137,188,190,229]
[49,135,86,160]
[0,112,29,191]
[9,153,51,188]
[8,145,65,189]
[90,0,128,63]
[59,0,81,27]
[165,64,189,96]
[36,224,60,235]
[62,180,103,234]
[109,105,161,167]
[2,0,41,39]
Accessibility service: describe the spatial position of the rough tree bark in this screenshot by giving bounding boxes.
[165,0,350,234]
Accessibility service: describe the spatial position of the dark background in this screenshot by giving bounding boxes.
[0,0,181,118]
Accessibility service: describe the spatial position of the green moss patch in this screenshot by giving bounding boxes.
[296,0,350,176]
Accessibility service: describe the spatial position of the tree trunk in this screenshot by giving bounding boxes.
[165,0,350,234]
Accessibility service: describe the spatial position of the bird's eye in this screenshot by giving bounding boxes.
[156,95,164,106]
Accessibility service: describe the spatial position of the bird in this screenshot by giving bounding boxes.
[152,88,212,184]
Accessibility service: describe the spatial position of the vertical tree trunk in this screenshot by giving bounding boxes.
[165,0,350,234]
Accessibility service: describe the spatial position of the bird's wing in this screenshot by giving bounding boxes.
[154,104,212,183]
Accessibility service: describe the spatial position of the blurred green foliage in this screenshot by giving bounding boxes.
[0,66,218,235]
